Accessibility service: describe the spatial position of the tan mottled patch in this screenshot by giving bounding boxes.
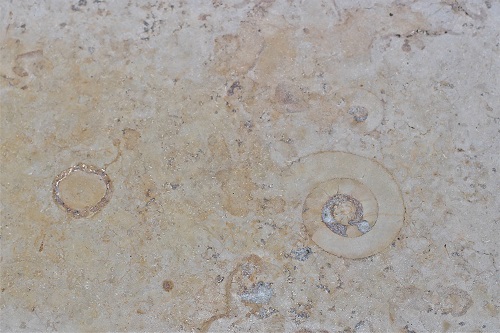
[216,166,257,217]
[213,22,264,76]
[122,128,141,150]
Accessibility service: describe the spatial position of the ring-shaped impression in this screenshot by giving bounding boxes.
[285,151,404,259]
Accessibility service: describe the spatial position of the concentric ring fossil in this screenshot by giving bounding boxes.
[284,152,404,259]
[52,163,113,218]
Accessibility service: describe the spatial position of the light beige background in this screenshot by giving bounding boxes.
[1,0,499,332]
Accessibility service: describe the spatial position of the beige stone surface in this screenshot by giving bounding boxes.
[1,0,499,332]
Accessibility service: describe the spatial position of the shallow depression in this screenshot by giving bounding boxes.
[58,170,107,210]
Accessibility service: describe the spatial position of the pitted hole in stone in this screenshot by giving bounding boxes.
[348,106,368,122]
[322,194,371,237]
[239,281,273,304]
[52,163,113,218]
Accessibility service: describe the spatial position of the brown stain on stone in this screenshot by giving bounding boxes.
[212,22,297,82]
[15,50,53,76]
[258,196,285,215]
[12,66,28,77]
[207,133,231,169]
[0,40,46,89]
[253,29,297,81]
[162,280,174,292]
[122,128,141,150]
[273,83,308,114]
[216,166,257,217]
[199,254,281,332]
[199,256,249,333]
[0,132,33,161]
[402,39,412,52]
[58,170,108,211]
[303,5,430,64]
[439,287,473,317]
[484,302,498,317]
[213,22,264,76]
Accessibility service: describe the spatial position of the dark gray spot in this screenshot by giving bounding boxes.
[291,247,312,261]
[239,281,273,304]
[348,106,369,122]
[326,222,348,237]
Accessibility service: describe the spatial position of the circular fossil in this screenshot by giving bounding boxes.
[285,152,404,259]
[305,178,378,238]
[52,163,113,218]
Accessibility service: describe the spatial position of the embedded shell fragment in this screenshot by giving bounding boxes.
[308,178,378,238]
[284,151,404,259]
[52,163,113,218]
[333,87,384,132]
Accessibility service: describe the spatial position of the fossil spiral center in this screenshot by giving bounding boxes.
[322,194,371,237]
[331,199,358,224]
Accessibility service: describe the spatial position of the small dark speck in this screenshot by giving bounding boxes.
[228,80,241,96]
[389,13,393,16]
[493,168,496,173]
[291,247,312,261]
[162,280,174,292]
[78,0,87,5]
[316,284,330,293]
[459,322,465,326]
[404,325,416,333]
[355,321,365,329]
[349,106,368,122]
[244,120,253,129]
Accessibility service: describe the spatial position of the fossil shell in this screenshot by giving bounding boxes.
[284,152,404,259]
[52,163,113,218]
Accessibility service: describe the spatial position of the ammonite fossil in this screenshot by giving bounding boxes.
[284,152,404,259]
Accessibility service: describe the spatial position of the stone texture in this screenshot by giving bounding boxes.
[1,0,498,332]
